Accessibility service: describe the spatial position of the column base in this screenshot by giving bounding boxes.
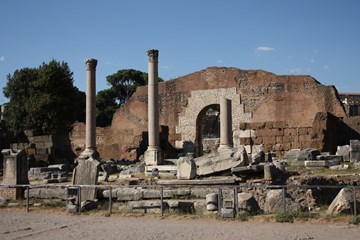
[144,146,164,166]
[78,148,100,160]
[218,144,232,152]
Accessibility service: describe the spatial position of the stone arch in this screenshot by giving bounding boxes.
[176,87,251,154]
[195,104,220,156]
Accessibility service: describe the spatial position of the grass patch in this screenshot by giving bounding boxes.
[275,211,321,223]
[42,200,66,208]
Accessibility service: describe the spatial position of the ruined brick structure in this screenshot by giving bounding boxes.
[70,67,352,160]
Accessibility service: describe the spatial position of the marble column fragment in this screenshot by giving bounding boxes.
[144,49,163,165]
[218,96,233,151]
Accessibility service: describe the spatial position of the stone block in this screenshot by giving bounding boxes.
[72,159,100,201]
[297,148,320,161]
[264,189,301,214]
[327,187,360,215]
[304,159,341,167]
[316,155,342,161]
[350,140,360,162]
[116,188,143,201]
[177,157,196,180]
[231,164,264,176]
[336,145,350,162]
[237,192,260,213]
[195,147,248,176]
[221,208,235,218]
[350,139,360,151]
[238,129,256,138]
[143,189,162,199]
[1,149,29,185]
[206,193,218,211]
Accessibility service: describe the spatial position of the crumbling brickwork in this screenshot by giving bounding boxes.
[70,67,348,160]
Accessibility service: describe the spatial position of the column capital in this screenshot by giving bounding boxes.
[147,49,159,63]
[84,58,98,70]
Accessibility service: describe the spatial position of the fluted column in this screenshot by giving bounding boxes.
[80,58,99,160]
[218,96,233,151]
[144,49,163,165]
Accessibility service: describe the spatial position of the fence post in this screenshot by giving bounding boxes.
[234,187,238,218]
[282,186,286,213]
[26,186,29,213]
[109,186,112,215]
[78,186,81,213]
[218,187,222,217]
[160,186,164,217]
[353,186,357,223]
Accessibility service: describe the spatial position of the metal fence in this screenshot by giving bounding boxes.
[0,183,359,222]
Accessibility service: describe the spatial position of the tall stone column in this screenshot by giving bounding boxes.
[144,49,163,165]
[80,58,99,160]
[218,96,233,151]
[72,58,100,204]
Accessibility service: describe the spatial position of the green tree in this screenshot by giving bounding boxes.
[96,89,118,127]
[96,69,163,127]
[3,59,83,136]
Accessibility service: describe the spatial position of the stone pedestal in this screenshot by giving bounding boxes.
[145,49,163,165]
[177,157,196,180]
[1,149,29,200]
[218,97,232,151]
[72,159,100,201]
[1,149,29,185]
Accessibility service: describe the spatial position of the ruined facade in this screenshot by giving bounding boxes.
[70,67,352,160]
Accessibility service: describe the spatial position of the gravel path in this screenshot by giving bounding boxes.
[0,210,359,240]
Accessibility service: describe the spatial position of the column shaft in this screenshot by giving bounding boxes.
[148,52,159,147]
[85,59,97,150]
[219,97,232,150]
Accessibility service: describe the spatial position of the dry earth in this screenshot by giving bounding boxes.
[0,210,359,240]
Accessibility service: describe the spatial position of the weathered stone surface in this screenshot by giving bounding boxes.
[177,157,196,180]
[304,159,341,167]
[221,208,235,218]
[284,149,301,161]
[116,188,143,201]
[1,149,29,185]
[195,147,248,176]
[72,159,100,201]
[231,164,264,176]
[297,148,321,161]
[336,145,351,162]
[263,164,276,182]
[25,188,67,199]
[237,192,260,213]
[206,193,218,211]
[316,155,342,161]
[350,140,360,162]
[264,189,302,213]
[327,187,360,215]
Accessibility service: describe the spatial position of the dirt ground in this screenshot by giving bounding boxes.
[0,210,359,240]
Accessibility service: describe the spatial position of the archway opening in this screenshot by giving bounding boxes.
[195,104,220,156]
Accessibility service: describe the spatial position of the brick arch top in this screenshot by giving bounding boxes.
[176,87,251,144]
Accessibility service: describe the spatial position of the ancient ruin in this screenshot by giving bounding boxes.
[70,66,357,161]
[71,58,100,204]
[0,51,359,219]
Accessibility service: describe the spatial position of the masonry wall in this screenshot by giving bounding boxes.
[70,67,348,161]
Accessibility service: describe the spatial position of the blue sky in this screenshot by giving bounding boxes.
[1,0,359,104]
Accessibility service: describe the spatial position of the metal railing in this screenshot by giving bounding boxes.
[0,183,359,222]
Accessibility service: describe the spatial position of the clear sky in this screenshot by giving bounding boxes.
[1,0,359,104]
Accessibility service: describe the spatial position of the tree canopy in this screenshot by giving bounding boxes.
[96,69,163,127]
[3,59,84,136]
